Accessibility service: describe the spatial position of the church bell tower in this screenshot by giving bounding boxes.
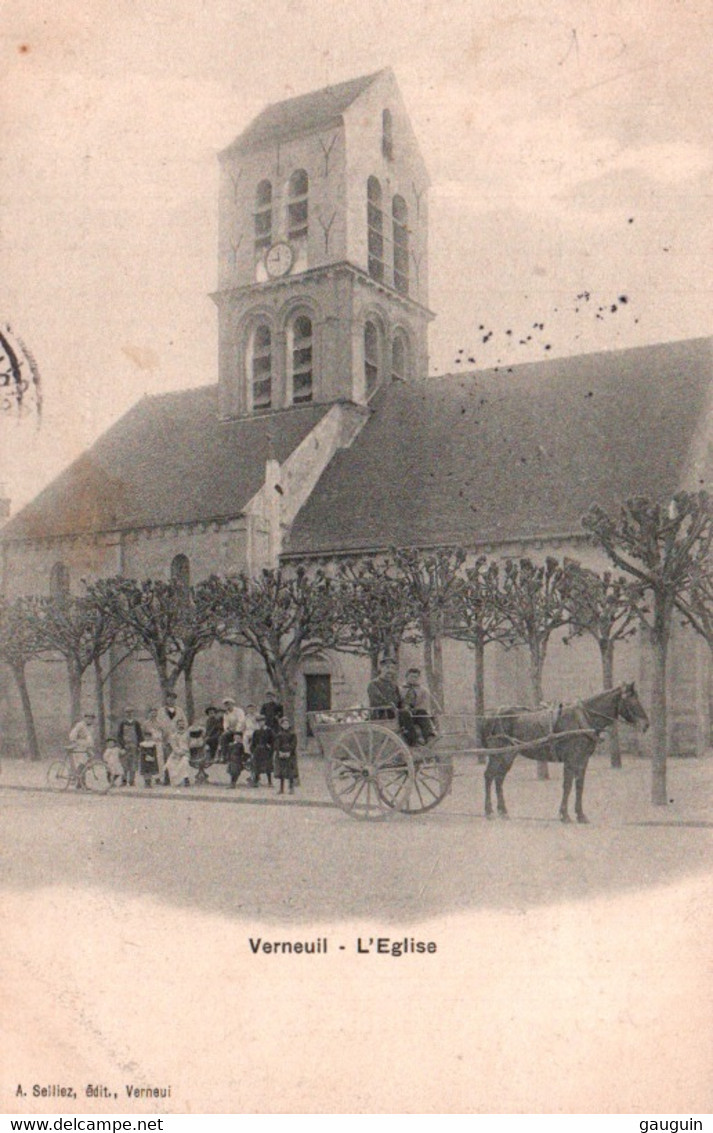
[213,68,433,419]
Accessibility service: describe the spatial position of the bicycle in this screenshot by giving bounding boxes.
[46,747,113,795]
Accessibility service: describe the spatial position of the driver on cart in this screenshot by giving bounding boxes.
[403,667,437,744]
[367,658,419,746]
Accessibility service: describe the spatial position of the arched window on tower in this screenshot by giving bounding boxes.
[290,315,313,404]
[382,109,394,160]
[392,195,409,296]
[364,321,380,396]
[49,561,70,598]
[249,324,272,410]
[391,331,410,382]
[287,169,309,240]
[254,180,272,252]
[170,554,190,589]
[367,177,384,282]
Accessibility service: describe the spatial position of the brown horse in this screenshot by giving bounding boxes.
[482,683,649,823]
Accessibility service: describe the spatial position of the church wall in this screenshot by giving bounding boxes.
[343,72,429,309]
[351,275,429,391]
[218,128,348,293]
[1,535,122,598]
[219,269,364,413]
[120,521,250,581]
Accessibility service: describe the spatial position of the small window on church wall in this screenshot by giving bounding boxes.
[291,315,313,404]
[382,109,394,160]
[254,180,272,252]
[392,195,409,296]
[367,177,384,282]
[288,169,309,240]
[365,321,380,395]
[391,333,409,382]
[251,324,272,410]
[170,554,190,589]
[49,561,70,598]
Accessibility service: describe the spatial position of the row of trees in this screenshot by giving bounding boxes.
[2,493,713,803]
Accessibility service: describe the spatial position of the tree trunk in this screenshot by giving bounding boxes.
[422,634,436,705]
[473,637,486,762]
[601,642,621,768]
[12,662,41,760]
[93,656,106,749]
[707,649,713,746]
[650,623,669,806]
[184,669,195,724]
[529,644,549,780]
[66,658,82,727]
[370,650,379,680]
[158,668,174,708]
[275,670,296,724]
[432,633,445,712]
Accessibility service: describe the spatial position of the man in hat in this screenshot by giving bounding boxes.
[217,696,246,763]
[68,711,97,783]
[156,691,188,782]
[367,659,418,745]
[117,704,143,786]
[367,658,403,717]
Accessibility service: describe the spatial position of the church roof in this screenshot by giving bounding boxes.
[221,70,384,154]
[1,387,330,541]
[283,337,713,557]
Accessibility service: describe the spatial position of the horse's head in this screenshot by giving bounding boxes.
[617,682,650,732]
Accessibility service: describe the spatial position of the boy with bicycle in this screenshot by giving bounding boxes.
[68,711,97,785]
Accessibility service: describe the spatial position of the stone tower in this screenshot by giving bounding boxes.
[213,68,432,419]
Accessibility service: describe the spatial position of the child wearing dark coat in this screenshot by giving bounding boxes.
[204,705,223,764]
[249,716,274,787]
[273,717,298,794]
[227,731,247,788]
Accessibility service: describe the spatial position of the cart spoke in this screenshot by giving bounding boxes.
[346,779,367,809]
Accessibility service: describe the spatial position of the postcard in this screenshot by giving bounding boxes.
[1,0,712,1116]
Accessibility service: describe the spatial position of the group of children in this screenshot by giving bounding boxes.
[73,689,300,795]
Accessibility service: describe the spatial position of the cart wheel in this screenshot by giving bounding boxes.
[325,724,414,820]
[47,759,71,791]
[400,751,454,814]
[82,759,112,795]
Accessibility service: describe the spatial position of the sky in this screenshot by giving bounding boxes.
[0,0,712,511]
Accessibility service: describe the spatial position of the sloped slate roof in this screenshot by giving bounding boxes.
[284,337,713,556]
[222,70,383,154]
[2,387,330,540]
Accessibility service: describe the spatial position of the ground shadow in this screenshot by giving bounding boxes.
[2,755,712,925]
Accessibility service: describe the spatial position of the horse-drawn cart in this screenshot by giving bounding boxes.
[308,684,649,823]
[309,707,456,819]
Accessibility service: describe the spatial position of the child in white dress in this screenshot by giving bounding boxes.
[164,720,193,787]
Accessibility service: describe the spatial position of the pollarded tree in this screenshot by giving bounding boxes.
[583,492,713,805]
[393,547,467,710]
[201,567,338,722]
[0,596,43,759]
[495,556,569,780]
[448,557,511,751]
[663,545,713,746]
[31,590,125,739]
[329,557,416,678]
[562,564,640,768]
[89,577,218,719]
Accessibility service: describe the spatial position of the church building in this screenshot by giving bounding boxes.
[1,68,712,755]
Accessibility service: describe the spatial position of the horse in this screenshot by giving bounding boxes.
[482,683,649,824]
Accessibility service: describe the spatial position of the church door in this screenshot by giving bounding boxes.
[305,673,331,735]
